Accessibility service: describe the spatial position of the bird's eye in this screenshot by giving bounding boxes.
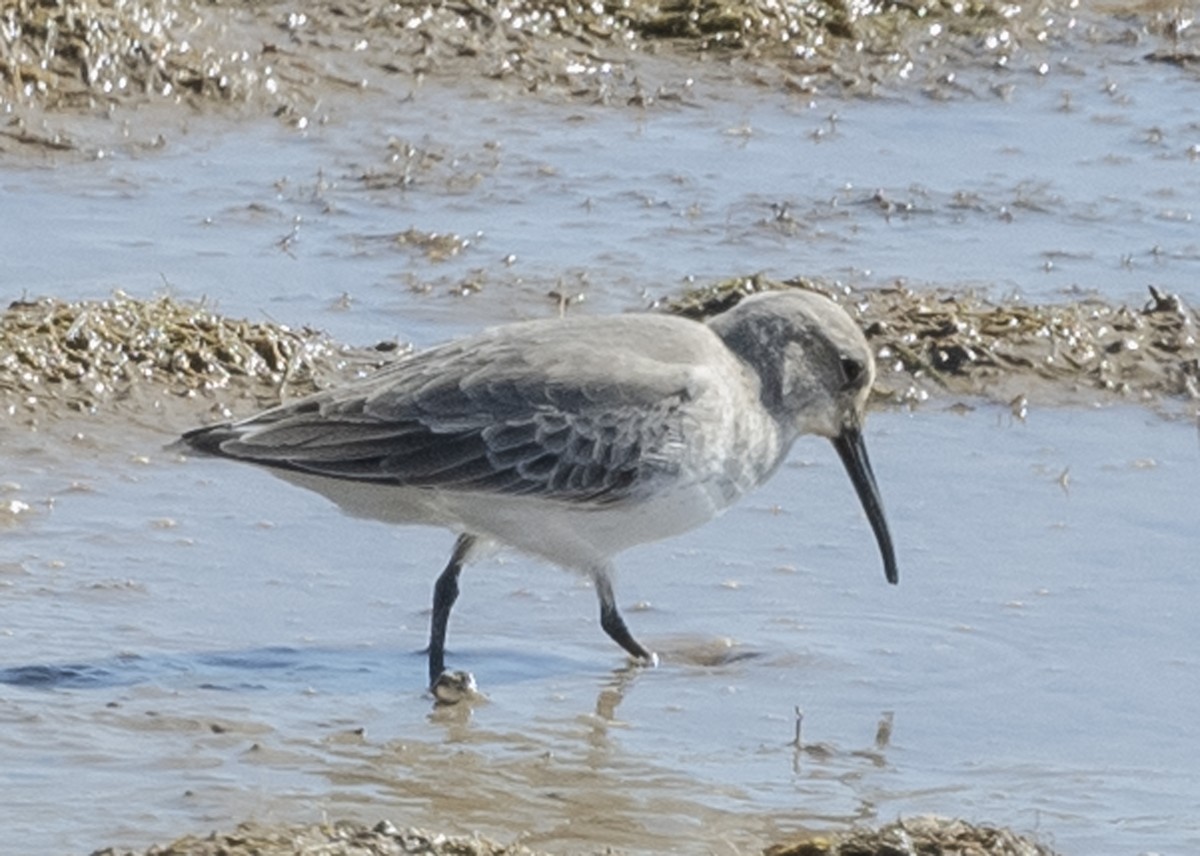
[840,356,865,388]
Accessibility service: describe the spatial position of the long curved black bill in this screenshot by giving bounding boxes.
[832,426,899,585]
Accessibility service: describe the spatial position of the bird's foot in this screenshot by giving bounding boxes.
[430,669,480,705]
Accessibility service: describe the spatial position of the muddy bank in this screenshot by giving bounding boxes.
[668,276,1200,416]
[3,0,1199,145]
[0,290,395,430]
[90,820,552,856]
[3,282,1196,436]
[92,815,1059,856]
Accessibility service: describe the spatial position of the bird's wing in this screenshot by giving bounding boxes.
[186,332,704,505]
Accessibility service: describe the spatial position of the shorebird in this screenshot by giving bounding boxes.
[180,289,898,693]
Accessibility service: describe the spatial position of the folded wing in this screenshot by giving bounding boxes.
[183,334,699,506]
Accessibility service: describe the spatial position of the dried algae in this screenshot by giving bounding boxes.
[3,281,1196,427]
[91,815,1060,856]
[0,290,395,421]
[766,815,1059,856]
[667,275,1200,414]
[4,0,1194,123]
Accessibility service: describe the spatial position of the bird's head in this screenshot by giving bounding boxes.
[709,289,898,585]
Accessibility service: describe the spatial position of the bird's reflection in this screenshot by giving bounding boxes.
[791,707,896,773]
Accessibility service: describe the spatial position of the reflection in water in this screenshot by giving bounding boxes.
[873,710,894,751]
[594,664,639,723]
[790,708,894,769]
[300,660,903,853]
[318,665,782,854]
[426,690,481,734]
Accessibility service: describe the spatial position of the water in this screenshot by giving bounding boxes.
[2,406,1197,853]
[5,48,1200,346]
[3,22,1200,856]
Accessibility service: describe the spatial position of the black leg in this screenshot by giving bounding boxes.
[594,572,654,663]
[428,534,476,687]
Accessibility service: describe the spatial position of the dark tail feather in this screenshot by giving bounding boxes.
[168,423,238,456]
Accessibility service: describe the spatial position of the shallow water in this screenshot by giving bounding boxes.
[3,17,1200,856]
[2,405,1198,854]
[5,40,1200,347]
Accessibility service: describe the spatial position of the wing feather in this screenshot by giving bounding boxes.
[184,323,708,505]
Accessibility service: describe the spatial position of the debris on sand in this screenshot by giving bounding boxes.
[0,291,394,420]
[91,815,1061,856]
[4,280,1197,428]
[765,814,1060,856]
[3,0,1190,122]
[667,275,1200,415]
[90,819,549,856]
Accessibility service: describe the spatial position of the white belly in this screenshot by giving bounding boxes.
[273,465,747,573]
